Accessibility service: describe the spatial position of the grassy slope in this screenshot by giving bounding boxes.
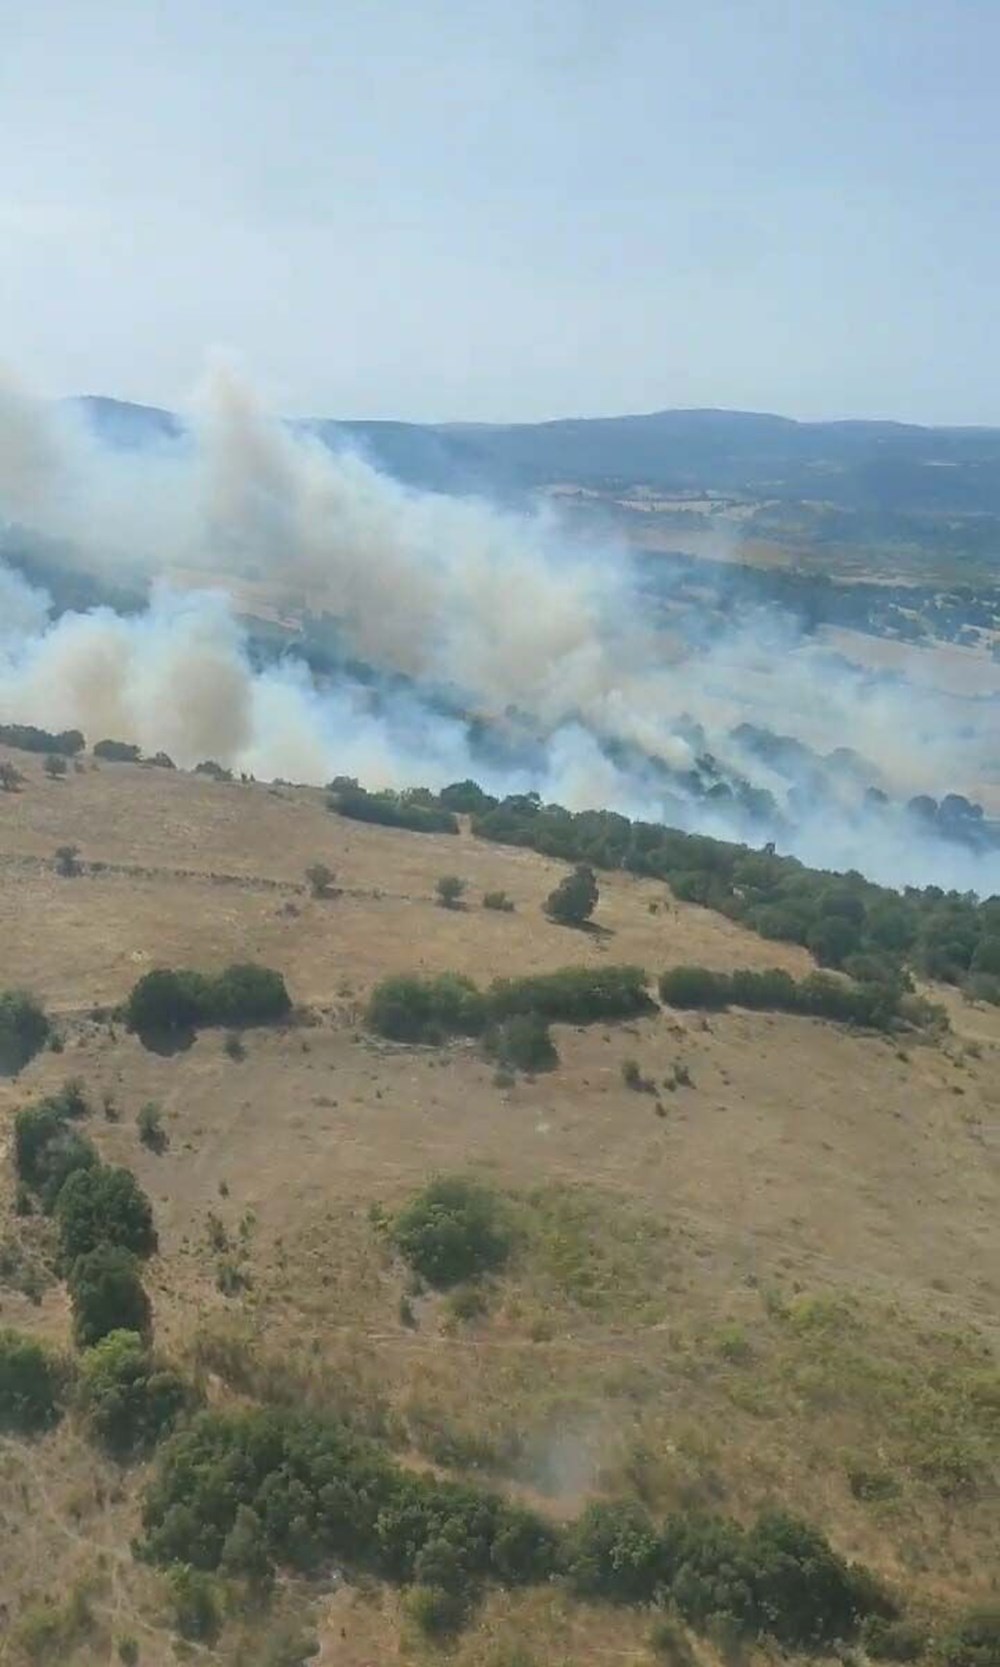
[0,750,997,1665]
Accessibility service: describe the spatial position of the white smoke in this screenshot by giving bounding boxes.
[0,362,998,895]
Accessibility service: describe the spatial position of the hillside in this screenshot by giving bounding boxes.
[0,750,997,1666]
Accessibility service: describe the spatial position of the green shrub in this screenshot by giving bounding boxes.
[167,1566,221,1641]
[78,1329,191,1458]
[439,780,499,815]
[0,1328,67,1433]
[544,864,599,927]
[405,1582,469,1638]
[329,784,459,835]
[14,1099,98,1210]
[484,1013,558,1074]
[391,1177,513,1288]
[68,1245,152,1348]
[658,964,900,1030]
[0,989,50,1074]
[483,889,515,912]
[367,972,487,1042]
[436,874,467,908]
[0,722,84,756]
[862,1615,928,1661]
[56,1164,157,1262]
[490,964,653,1024]
[563,1500,664,1602]
[125,963,291,1036]
[137,1101,167,1152]
[93,738,141,761]
[936,1608,1000,1667]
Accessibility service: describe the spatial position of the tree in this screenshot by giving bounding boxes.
[544,864,599,928]
[305,862,335,899]
[0,990,50,1074]
[126,968,209,1036]
[54,844,82,877]
[78,1329,190,1457]
[0,761,24,791]
[0,1329,66,1433]
[44,754,68,779]
[435,875,466,909]
[56,1164,157,1262]
[391,1176,513,1288]
[68,1245,152,1347]
[93,739,141,762]
[484,1013,558,1074]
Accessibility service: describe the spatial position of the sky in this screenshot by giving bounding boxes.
[1,0,999,425]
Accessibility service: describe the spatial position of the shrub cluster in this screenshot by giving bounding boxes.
[483,1012,558,1074]
[0,989,51,1075]
[78,1329,191,1458]
[564,1501,891,1648]
[0,722,84,755]
[658,965,901,1029]
[13,1083,158,1348]
[490,964,654,1025]
[367,964,653,1044]
[470,794,1000,999]
[139,1407,888,1650]
[125,963,291,1037]
[93,737,141,762]
[328,782,459,835]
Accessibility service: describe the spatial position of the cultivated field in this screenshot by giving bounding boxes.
[0,751,997,1666]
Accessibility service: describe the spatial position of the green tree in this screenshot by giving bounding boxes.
[126,968,209,1035]
[436,875,467,909]
[68,1245,152,1348]
[78,1329,190,1457]
[0,1329,66,1433]
[544,864,599,927]
[56,1164,157,1262]
[392,1177,513,1288]
[0,989,50,1074]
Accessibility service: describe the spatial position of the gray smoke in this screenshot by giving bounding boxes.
[1,362,998,895]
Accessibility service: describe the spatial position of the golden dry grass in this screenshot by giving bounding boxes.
[0,751,997,1664]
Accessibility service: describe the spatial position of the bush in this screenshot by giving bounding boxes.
[69,1245,152,1348]
[658,964,901,1030]
[195,759,232,782]
[0,722,84,755]
[862,1616,928,1661]
[436,874,467,909]
[93,738,141,762]
[15,1098,98,1209]
[0,1329,66,1433]
[0,989,50,1074]
[936,1608,1000,1667]
[0,760,24,791]
[329,784,459,835]
[405,1583,469,1639]
[137,1101,167,1152]
[439,780,499,815]
[56,1164,157,1262]
[392,1177,513,1288]
[305,862,335,898]
[483,889,515,912]
[125,963,291,1037]
[367,973,487,1043]
[484,1013,558,1074]
[44,754,68,780]
[168,1566,221,1641]
[545,864,599,927]
[490,964,653,1025]
[78,1330,191,1458]
[54,843,81,876]
[563,1500,664,1602]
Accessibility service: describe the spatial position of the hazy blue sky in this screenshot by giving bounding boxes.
[2,0,998,423]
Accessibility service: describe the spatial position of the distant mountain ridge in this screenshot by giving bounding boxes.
[72,394,1000,515]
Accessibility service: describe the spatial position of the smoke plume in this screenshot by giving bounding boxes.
[0,363,998,895]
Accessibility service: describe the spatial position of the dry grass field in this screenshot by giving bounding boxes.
[0,750,997,1666]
